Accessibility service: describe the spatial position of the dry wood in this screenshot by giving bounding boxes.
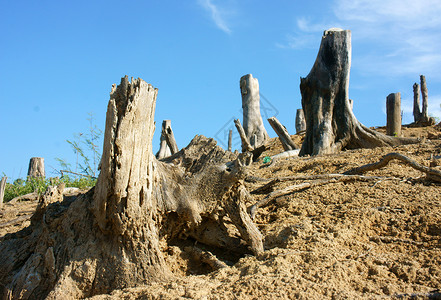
[28,157,45,178]
[184,246,228,270]
[234,119,253,152]
[267,117,299,151]
[163,119,179,154]
[228,129,232,152]
[0,215,32,229]
[295,108,306,134]
[0,176,6,208]
[157,121,172,159]
[249,174,391,219]
[300,29,419,156]
[420,75,429,121]
[386,92,401,137]
[344,152,441,182]
[413,83,422,123]
[8,192,38,204]
[240,74,269,148]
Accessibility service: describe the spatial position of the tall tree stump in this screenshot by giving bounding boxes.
[295,109,306,134]
[240,74,269,148]
[28,157,45,178]
[386,93,401,137]
[0,176,6,208]
[228,129,233,151]
[0,76,263,299]
[299,28,418,156]
[420,75,429,122]
[413,83,422,123]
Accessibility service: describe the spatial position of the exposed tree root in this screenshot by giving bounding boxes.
[344,152,441,182]
[249,174,392,219]
[184,246,228,270]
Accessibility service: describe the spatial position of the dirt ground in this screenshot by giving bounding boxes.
[1,125,440,299]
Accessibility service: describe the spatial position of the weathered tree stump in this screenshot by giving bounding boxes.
[0,76,263,299]
[157,121,172,159]
[228,129,233,151]
[420,75,429,122]
[299,28,418,156]
[240,74,269,148]
[0,176,6,208]
[267,117,299,151]
[386,93,401,137]
[413,83,422,123]
[162,119,179,154]
[295,109,306,134]
[27,157,45,178]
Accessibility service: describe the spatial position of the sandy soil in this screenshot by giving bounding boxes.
[1,125,440,299]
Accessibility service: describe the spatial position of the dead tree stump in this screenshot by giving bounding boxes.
[27,157,45,178]
[0,76,263,299]
[162,120,179,154]
[157,120,172,159]
[295,109,306,134]
[421,75,429,122]
[386,93,401,137]
[228,129,233,151]
[413,83,422,123]
[299,28,418,156]
[267,117,299,150]
[240,74,269,148]
[0,176,6,208]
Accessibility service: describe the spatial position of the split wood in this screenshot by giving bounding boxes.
[249,152,441,219]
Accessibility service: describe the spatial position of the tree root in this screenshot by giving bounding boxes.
[249,174,391,219]
[184,246,228,270]
[344,152,441,182]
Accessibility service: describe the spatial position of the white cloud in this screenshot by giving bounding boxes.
[198,0,232,34]
[280,0,441,78]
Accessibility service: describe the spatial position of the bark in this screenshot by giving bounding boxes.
[386,93,401,137]
[0,176,6,208]
[0,76,263,299]
[267,117,299,151]
[295,109,306,134]
[413,83,422,123]
[299,28,419,156]
[240,74,269,148]
[27,157,45,178]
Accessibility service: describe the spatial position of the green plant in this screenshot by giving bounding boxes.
[56,112,102,178]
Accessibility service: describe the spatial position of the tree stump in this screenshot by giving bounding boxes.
[27,157,45,178]
[162,120,179,154]
[157,120,172,159]
[0,176,6,208]
[267,117,299,151]
[240,74,269,148]
[228,129,233,151]
[295,109,306,134]
[420,75,429,122]
[413,83,422,123]
[386,93,401,137]
[299,28,419,156]
[0,76,263,299]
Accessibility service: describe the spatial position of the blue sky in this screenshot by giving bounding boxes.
[1,0,441,180]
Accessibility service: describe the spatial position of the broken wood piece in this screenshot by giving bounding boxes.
[184,246,228,270]
[234,119,253,152]
[267,117,299,151]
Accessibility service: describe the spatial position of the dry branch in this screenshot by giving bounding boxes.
[234,119,253,152]
[344,152,441,182]
[267,117,299,151]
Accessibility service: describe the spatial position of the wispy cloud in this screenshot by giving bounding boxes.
[280,0,441,78]
[198,0,232,34]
